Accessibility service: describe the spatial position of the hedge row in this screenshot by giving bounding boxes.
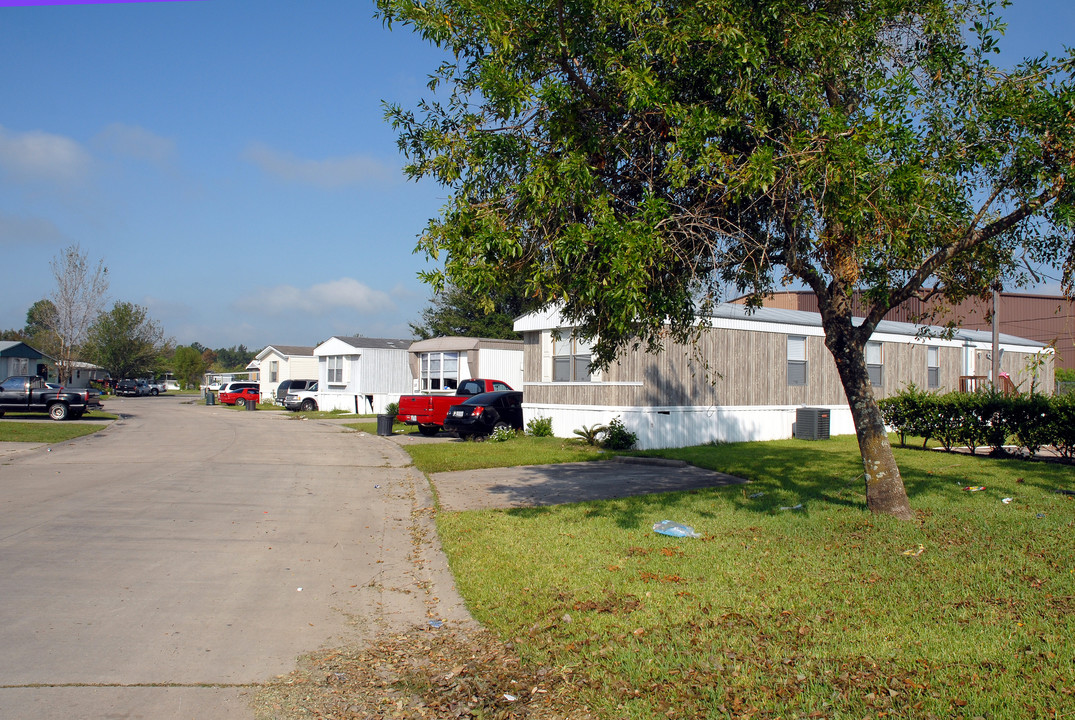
[878,386,1075,460]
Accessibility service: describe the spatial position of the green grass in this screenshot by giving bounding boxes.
[418,435,1075,719]
[405,434,608,473]
[0,418,111,442]
[344,418,420,436]
[276,407,363,419]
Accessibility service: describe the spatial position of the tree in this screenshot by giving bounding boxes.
[84,302,164,380]
[410,281,535,340]
[173,345,208,390]
[213,344,255,371]
[379,0,1075,519]
[47,244,109,383]
[23,299,62,361]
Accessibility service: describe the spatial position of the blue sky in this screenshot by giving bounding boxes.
[1,0,1072,350]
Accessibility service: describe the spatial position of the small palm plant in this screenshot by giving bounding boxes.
[573,423,607,446]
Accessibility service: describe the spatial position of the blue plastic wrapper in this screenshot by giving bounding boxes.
[652,520,701,538]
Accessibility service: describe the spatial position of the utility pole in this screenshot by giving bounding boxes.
[991,287,1000,389]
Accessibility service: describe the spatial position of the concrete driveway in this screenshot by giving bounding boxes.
[426,455,747,511]
[0,396,467,719]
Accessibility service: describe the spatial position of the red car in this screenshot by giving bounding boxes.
[220,387,260,406]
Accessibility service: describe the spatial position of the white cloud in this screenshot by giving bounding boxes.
[234,277,395,316]
[95,123,176,164]
[0,125,91,183]
[242,142,398,188]
[0,212,67,246]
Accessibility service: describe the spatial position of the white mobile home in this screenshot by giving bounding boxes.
[255,345,317,401]
[313,336,413,414]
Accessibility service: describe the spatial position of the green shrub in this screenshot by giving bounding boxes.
[572,423,607,446]
[488,425,517,442]
[526,416,554,437]
[602,417,637,451]
[384,401,399,417]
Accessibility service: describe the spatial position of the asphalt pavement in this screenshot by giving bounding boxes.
[0,396,469,719]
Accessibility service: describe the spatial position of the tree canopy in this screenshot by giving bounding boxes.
[379,0,1075,518]
[410,281,535,340]
[84,301,165,380]
[172,345,208,390]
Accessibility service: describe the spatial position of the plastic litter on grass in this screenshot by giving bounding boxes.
[653,520,701,538]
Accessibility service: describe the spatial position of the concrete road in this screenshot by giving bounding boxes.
[0,396,466,719]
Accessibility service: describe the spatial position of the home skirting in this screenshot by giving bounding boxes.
[522,403,856,450]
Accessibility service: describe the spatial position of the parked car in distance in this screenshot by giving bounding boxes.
[442,390,524,440]
[284,382,319,412]
[143,379,167,395]
[218,381,258,396]
[275,379,317,404]
[220,387,260,406]
[115,379,141,396]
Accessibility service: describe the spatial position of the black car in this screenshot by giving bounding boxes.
[442,390,524,440]
[115,379,140,396]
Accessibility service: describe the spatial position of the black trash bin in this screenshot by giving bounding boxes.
[376,414,394,436]
[244,398,257,411]
[205,391,216,406]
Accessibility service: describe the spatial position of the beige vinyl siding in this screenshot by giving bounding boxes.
[525,327,974,408]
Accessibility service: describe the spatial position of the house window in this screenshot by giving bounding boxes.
[553,332,592,382]
[927,346,940,389]
[327,356,344,384]
[866,342,884,387]
[269,361,278,383]
[787,336,807,386]
[420,351,459,391]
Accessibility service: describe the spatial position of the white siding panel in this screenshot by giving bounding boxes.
[359,348,413,393]
[523,402,855,450]
[476,348,524,388]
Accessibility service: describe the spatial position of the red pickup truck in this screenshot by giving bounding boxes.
[397,378,514,436]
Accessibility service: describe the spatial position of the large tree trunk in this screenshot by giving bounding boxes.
[825,326,915,521]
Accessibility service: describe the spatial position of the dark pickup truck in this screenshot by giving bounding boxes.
[0,375,103,420]
[397,378,514,436]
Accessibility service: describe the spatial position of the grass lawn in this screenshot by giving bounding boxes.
[404,434,607,473]
[420,435,1075,719]
[0,416,113,442]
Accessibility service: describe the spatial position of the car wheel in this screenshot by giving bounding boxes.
[418,425,439,437]
[301,399,317,412]
[151,388,159,396]
[48,403,69,421]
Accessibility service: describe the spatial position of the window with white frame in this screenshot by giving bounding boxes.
[787,336,807,386]
[420,351,459,391]
[553,332,592,382]
[927,346,940,389]
[269,360,278,383]
[866,341,884,387]
[327,356,344,384]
